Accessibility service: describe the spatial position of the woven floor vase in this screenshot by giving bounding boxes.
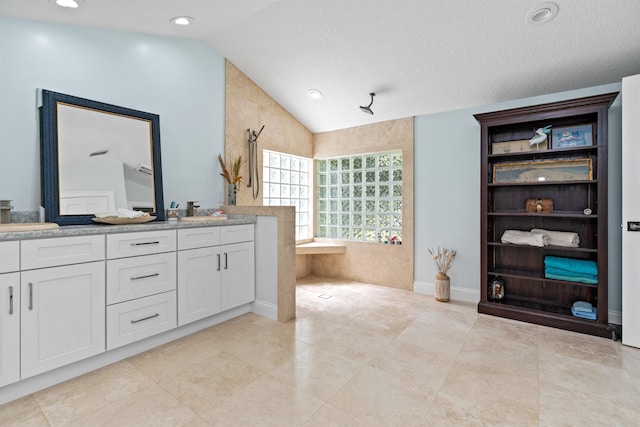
[434,273,450,302]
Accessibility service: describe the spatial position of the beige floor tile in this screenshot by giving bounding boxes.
[197,375,324,427]
[0,396,49,427]
[395,311,473,357]
[302,403,379,427]
[5,277,639,426]
[127,330,223,383]
[426,392,534,427]
[282,316,343,345]
[271,346,364,400]
[65,383,209,427]
[368,340,454,392]
[539,381,640,426]
[158,351,265,414]
[538,350,639,400]
[33,360,155,427]
[438,361,539,425]
[216,329,311,371]
[328,365,436,426]
[620,343,640,376]
[313,324,395,364]
[538,325,625,369]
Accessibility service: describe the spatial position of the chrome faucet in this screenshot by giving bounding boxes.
[186,201,200,217]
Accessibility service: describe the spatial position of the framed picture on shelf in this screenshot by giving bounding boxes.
[493,158,593,183]
[551,125,593,149]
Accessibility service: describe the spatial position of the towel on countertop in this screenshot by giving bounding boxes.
[116,208,147,218]
[571,305,597,320]
[531,228,580,248]
[94,209,148,219]
[544,256,598,277]
[501,230,549,247]
[545,267,597,281]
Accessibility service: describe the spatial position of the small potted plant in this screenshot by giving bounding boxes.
[218,154,243,205]
[428,247,456,302]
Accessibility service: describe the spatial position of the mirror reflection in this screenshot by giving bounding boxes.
[57,104,155,214]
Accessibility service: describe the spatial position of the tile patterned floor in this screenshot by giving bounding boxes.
[2,275,640,426]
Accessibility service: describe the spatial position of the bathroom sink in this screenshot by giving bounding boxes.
[0,222,59,232]
[178,216,228,222]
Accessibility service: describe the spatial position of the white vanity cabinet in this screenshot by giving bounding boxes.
[106,231,177,350]
[0,241,20,387]
[177,224,255,325]
[20,236,105,379]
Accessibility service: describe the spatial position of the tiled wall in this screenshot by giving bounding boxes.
[224,61,313,206]
[225,61,415,291]
[312,119,415,290]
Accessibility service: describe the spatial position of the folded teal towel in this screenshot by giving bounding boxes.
[544,256,598,276]
[545,267,597,281]
[571,306,597,320]
[572,301,593,312]
[545,272,598,284]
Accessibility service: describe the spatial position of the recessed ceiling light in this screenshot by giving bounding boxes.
[307,89,323,100]
[170,16,194,26]
[527,2,559,25]
[55,0,79,8]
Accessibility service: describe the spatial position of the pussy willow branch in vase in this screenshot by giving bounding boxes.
[218,154,244,185]
[428,247,456,275]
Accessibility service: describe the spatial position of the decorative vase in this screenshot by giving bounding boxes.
[227,184,237,205]
[434,273,450,302]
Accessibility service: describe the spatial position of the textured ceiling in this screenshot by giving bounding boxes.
[1,0,639,132]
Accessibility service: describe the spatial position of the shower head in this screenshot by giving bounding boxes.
[359,92,375,115]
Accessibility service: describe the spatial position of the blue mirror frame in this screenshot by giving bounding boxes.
[39,89,165,225]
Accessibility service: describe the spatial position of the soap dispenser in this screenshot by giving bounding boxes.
[186,201,200,217]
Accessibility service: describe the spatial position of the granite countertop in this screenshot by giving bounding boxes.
[0,215,256,241]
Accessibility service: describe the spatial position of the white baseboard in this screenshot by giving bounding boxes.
[251,299,277,320]
[413,281,622,325]
[413,280,480,303]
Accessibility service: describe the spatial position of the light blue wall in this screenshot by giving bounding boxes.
[0,17,226,211]
[414,83,623,312]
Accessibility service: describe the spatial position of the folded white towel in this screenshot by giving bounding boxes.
[94,211,121,218]
[531,228,579,247]
[501,230,549,247]
[116,208,146,219]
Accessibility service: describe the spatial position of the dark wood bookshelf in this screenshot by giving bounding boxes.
[475,92,618,338]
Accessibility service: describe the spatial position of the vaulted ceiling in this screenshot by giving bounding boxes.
[2,0,639,132]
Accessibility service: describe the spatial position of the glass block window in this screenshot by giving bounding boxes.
[316,151,402,242]
[263,149,312,240]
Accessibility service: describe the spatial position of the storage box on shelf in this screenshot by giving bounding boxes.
[475,92,618,338]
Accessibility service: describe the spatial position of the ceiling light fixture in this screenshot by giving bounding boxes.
[170,16,194,26]
[527,2,559,25]
[55,0,79,8]
[307,89,323,100]
[359,92,375,115]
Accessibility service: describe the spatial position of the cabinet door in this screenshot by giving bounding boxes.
[21,262,105,379]
[177,247,221,325]
[221,241,255,311]
[0,273,20,387]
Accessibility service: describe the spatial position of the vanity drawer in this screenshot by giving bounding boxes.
[21,235,105,270]
[220,224,254,245]
[106,290,176,350]
[107,230,176,259]
[177,227,221,250]
[0,241,19,273]
[106,252,176,304]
